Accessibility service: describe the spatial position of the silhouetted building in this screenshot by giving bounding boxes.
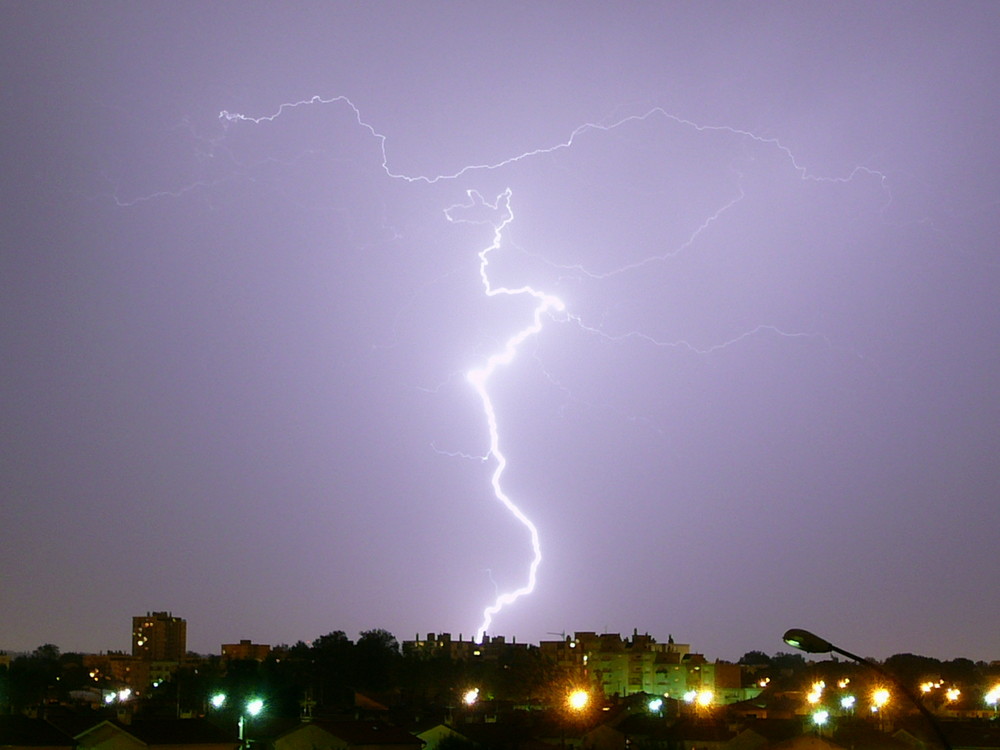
[402,632,528,661]
[132,611,186,661]
[222,639,271,661]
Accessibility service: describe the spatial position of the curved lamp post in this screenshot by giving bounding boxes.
[782,629,951,750]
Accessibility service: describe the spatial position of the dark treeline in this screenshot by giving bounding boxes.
[0,629,567,718]
[2,632,998,719]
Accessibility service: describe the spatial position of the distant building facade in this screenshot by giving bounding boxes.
[539,630,756,704]
[221,639,271,661]
[402,632,529,661]
[114,611,188,693]
[132,611,186,661]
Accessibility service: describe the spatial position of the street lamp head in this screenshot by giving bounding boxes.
[782,628,833,654]
[246,698,264,717]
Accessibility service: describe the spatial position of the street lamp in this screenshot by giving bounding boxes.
[782,629,951,750]
[238,698,264,749]
[986,685,1000,714]
[567,689,589,712]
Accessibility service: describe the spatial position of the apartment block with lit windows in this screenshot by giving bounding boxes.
[131,611,186,661]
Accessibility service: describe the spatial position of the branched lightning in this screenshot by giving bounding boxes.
[445,189,564,641]
[111,93,895,639]
[218,96,891,197]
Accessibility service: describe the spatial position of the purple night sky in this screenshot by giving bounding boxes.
[2,3,998,662]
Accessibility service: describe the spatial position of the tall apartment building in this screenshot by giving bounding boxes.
[132,611,187,661]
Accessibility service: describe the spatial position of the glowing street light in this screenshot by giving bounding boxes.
[872,688,890,710]
[210,693,227,709]
[463,688,480,707]
[567,689,590,712]
[239,698,264,748]
[647,698,663,713]
[985,685,1000,712]
[782,629,951,750]
[812,709,829,727]
[806,681,825,704]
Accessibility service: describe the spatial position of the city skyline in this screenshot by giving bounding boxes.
[3,616,998,667]
[2,3,998,663]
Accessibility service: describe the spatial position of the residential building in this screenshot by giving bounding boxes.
[132,612,186,661]
[221,640,271,661]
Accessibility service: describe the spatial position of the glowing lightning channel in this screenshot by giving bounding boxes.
[448,189,565,642]
[119,94,895,638]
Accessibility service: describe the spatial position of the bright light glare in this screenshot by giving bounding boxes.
[647,698,663,712]
[806,680,825,704]
[463,688,480,706]
[211,693,226,709]
[841,695,856,710]
[812,710,829,726]
[683,691,697,703]
[946,688,960,702]
[696,690,714,707]
[118,688,131,701]
[567,689,589,711]
[985,685,1000,707]
[872,688,890,708]
[246,698,264,716]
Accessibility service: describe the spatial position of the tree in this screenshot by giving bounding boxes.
[33,644,60,662]
[354,629,400,692]
[884,653,943,686]
[311,631,354,708]
[770,652,807,675]
[738,651,772,667]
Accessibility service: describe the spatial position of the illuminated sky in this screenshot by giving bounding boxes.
[2,2,998,662]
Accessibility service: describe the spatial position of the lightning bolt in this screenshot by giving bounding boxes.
[445,189,564,641]
[111,94,895,640]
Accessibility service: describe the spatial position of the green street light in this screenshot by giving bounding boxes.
[239,698,264,748]
[210,693,227,710]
